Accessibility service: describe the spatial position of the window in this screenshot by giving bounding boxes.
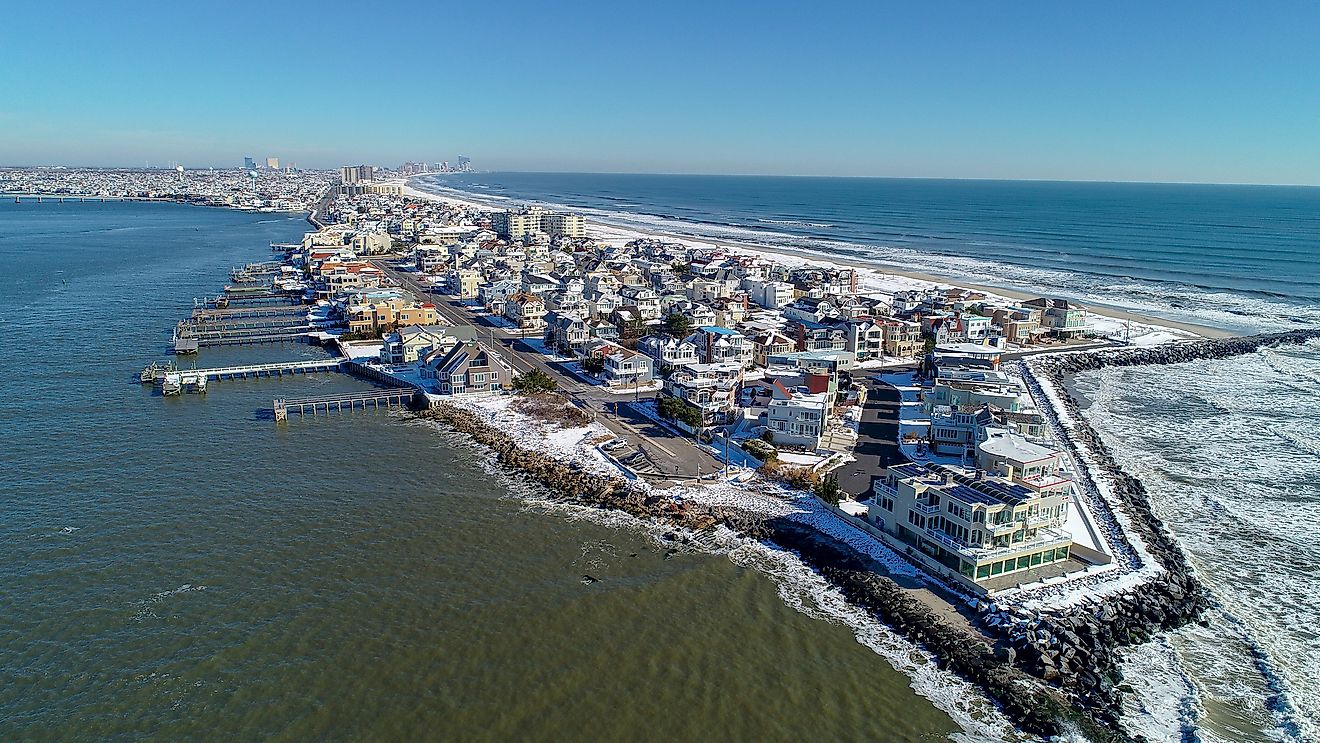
[976,564,991,579]
[1017,556,1031,570]
[1031,552,1043,566]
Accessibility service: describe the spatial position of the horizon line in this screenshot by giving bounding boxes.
[3,163,1317,189]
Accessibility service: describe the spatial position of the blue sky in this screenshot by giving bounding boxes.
[1,1,1317,184]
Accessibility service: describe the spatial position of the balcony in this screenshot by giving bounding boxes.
[912,501,940,515]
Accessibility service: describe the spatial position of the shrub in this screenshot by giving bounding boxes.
[512,368,558,394]
[742,438,777,463]
[759,462,819,490]
[512,393,590,426]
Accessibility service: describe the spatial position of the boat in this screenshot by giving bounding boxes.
[141,361,179,383]
[161,372,183,396]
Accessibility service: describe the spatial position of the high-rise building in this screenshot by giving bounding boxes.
[455,156,472,171]
[266,157,280,170]
[243,156,255,170]
[491,207,585,239]
[340,165,375,184]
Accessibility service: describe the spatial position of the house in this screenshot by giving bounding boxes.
[751,330,796,367]
[861,463,1074,589]
[841,319,886,360]
[637,334,700,372]
[881,319,923,358]
[544,311,592,356]
[661,362,743,426]
[448,269,481,299]
[931,343,1003,371]
[789,321,848,353]
[379,324,476,364]
[976,430,1072,499]
[782,297,840,324]
[421,339,513,395]
[619,285,662,320]
[763,377,831,450]
[926,368,1026,413]
[504,292,547,332]
[479,279,520,311]
[742,277,796,309]
[593,342,655,387]
[1024,298,1087,337]
[686,326,753,368]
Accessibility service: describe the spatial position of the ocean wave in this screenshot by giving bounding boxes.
[755,218,837,229]
[1079,353,1320,742]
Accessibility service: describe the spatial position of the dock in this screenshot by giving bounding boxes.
[143,358,347,388]
[190,305,309,321]
[273,389,418,422]
[174,324,319,350]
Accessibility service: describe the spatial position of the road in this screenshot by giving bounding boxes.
[836,376,909,499]
[370,258,726,482]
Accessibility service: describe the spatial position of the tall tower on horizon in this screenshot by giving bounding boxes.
[266,157,279,170]
[243,156,255,170]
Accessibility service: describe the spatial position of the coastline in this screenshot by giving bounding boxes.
[392,177,1320,740]
[404,179,1236,342]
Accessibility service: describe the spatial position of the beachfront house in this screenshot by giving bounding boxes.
[862,463,1074,590]
[421,339,513,395]
[379,324,476,365]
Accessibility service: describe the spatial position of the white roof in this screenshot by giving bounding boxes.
[978,431,1057,464]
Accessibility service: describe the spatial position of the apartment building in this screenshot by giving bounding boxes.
[490,207,586,239]
[863,463,1073,588]
[347,298,439,335]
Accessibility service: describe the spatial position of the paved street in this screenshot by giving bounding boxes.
[370,258,726,482]
[837,375,910,499]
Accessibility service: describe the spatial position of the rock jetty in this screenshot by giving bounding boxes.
[993,329,1320,733]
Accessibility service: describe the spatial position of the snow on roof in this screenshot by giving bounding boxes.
[978,431,1058,464]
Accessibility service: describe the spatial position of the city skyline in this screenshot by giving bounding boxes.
[1,1,1318,185]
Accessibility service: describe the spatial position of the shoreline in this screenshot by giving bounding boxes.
[388,176,1320,739]
[404,179,1237,341]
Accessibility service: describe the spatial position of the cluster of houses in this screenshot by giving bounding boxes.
[831,336,1092,591]
[279,185,1099,590]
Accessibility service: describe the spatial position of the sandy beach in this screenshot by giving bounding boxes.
[404,180,1236,342]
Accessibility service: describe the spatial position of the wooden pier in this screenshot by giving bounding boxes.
[175,324,319,349]
[144,358,347,388]
[191,305,308,321]
[273,389,418,422]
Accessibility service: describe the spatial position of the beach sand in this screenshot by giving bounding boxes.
[403,181,1236,342]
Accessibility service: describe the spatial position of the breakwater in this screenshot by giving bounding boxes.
[417,403,1122,741]
[1002,329,1320,738]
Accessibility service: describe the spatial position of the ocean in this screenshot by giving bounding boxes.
[415,172,1320,742]
[0,200,975,742]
